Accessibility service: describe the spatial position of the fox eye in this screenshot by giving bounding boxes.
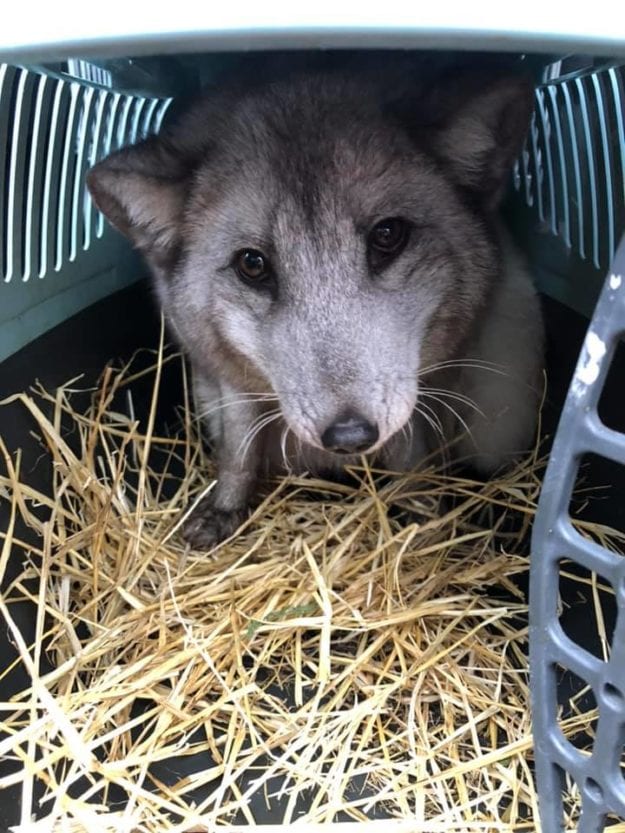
[234,249,272,286]
[367,217,410,268]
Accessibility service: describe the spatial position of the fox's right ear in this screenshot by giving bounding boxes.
[430,75,534,209]
[86,136,189,264]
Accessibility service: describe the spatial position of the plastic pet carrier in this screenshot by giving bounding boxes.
[1,10,625,833]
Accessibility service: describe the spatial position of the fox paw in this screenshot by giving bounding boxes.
[182,499,249,549]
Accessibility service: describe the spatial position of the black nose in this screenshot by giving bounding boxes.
[321,412,379,455]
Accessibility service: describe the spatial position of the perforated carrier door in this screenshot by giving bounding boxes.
[531,236,625,832]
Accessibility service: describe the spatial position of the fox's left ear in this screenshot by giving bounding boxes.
[430,75,534,209]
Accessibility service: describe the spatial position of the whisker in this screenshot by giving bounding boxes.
[414,401,445,443]
[194,393,280,423]
[246,409,282,452]
[239,416,278,466]
[419,358,508,377]
[280,424,294,474]
[295,432,304,467]
[422,357,505,370]
[237,409,282,463]
[399,415,415,448]
[421,392,475,446]
[421,387,486,420]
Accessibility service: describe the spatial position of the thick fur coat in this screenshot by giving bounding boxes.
[88,57,544,547]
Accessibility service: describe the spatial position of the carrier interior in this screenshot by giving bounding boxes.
[1,45,624,829]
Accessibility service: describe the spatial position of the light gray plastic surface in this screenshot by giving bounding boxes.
[1,4,625,62]
[531,235,625,832]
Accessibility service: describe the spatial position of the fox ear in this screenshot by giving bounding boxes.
[431,75,534,208]
[86,136,188,268]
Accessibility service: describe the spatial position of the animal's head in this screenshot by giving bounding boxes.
[87,66,532,456]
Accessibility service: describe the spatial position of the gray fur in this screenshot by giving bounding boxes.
[87,60,544,548]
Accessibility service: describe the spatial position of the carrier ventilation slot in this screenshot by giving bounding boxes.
[0,64,171,284]
[66,59,113,89]
[515,63,625,273]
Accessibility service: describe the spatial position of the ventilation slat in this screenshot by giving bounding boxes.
[561,81,586,261]
[82,90,110,250]
[608,68,625,245]
[535,87,558,236]
[94,92,122,241]
[529,112,545,223]
[141,97,160,138]
[55,82,81,271]
[154,99,171,133]
[70,85,95,262]
[547,84,572,249]
[6,69,36,284]
[575,77,601,269]
[23,73,52,281]
[591,73,616,267]
[92,93,126,237]
[0,64,18,282]
[102,92,122,157]
[40,79,67,278]
[115,96,135,151]
[129,97,147,145]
